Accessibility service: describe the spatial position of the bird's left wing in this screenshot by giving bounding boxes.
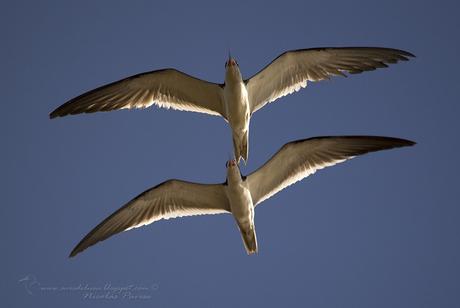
[50,69,225,118]
[246,136,415,206]
[245,47,414,113]
[70,179,230,257]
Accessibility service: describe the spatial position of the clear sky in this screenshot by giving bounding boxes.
[2,0,459,307]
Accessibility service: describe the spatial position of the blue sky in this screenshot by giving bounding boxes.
[2,0,459,307]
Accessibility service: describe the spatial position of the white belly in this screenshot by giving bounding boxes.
[224,81,250,133]
[227,181,254,227]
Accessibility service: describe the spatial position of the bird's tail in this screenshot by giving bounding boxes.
[233,131,249,164]
[239,225,258,255]
[241,131,248,163]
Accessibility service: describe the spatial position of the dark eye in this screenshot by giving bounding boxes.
[225,161,228,168]
[225,62,227,68]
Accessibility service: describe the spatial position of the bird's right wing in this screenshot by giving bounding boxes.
[246,136,415,206]
[245,47,414,114]
[50,69,226,119]
[70,180,230,257]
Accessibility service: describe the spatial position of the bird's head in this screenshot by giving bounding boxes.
[225,57,238,69]
[225,53,241,79]
[226,158,238,167]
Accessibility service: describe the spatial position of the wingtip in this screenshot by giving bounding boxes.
[394,137,416,146]
[384,137,416,149]
[68,245,82,258]
[49,108,61,119]
[373,47,415,59]
[396,49,416,61]
[402,50,416,58]
[375,136,416,148]
[68,250,78,258]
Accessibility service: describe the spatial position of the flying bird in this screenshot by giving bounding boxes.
[69,136,415,257]
[50,47,414,162]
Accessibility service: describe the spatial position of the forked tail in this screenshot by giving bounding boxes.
[239,226,258,255]
[233,130,249,164]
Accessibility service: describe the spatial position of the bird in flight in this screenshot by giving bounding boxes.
[69,135,415,257]
[50,47,414,163]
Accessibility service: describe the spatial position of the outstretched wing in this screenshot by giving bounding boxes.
[51,69,225,118]
[70,180,230,257]
[246,136,415,206]
[246,47,414,113]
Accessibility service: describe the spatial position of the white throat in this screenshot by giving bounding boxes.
[227,166,242,185]
[225,66,242,84]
